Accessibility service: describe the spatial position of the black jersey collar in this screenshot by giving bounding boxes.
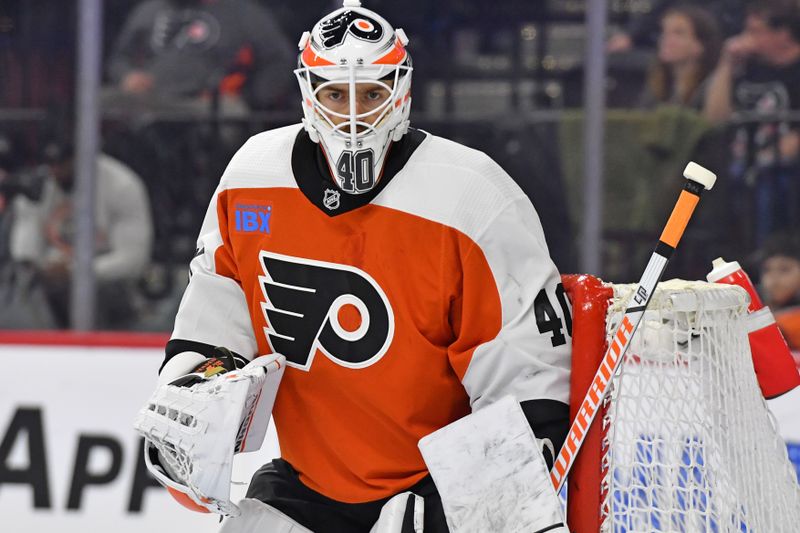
[290,128,427,217]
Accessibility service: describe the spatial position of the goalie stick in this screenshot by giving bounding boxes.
[550,162,717,492]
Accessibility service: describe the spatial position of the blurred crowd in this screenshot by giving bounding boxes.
[0,0,799,345]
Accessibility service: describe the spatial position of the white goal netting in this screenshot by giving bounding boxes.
[600,280,800,533]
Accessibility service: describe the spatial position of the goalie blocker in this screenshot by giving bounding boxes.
[419,396,568,533]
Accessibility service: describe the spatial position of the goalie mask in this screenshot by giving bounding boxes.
[295,0,412,195]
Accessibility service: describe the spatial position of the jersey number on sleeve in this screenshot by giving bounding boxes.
[534,282,572,347]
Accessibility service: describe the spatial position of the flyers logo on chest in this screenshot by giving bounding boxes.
[318,10,384,49]
[258,251,394,371]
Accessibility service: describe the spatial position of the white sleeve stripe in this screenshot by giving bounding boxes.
[172,270,259,359]
[459,199,571,410]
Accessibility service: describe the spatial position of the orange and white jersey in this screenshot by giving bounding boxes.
[169,123,572,503]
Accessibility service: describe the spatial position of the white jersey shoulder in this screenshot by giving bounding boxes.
[218,126,535,248]
[375,132,531,243]
[219,124,304,190]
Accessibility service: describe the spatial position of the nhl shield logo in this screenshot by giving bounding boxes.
[323,188,341,211]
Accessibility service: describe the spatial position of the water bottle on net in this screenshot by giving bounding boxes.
[707,257,800,399]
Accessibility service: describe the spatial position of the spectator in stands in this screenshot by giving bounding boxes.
[105,0,295,115]
[640,5,722,110]
[705,0,800,123]
[608,0,744,53]
[759,231,800,350]
[9,137,153,329]
[704,0,800,243]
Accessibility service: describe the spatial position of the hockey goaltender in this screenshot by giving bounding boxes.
[134,1,573,532]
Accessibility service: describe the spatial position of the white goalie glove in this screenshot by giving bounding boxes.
[133,351,286,516]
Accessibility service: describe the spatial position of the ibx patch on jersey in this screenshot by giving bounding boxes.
[258,251,394,371]
[234,203,272,234]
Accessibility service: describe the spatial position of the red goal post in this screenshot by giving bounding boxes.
[563,274,613,533]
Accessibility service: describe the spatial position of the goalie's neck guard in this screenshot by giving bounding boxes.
[295,2,412,195]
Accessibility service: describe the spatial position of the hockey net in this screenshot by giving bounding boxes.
[564,274,800,533]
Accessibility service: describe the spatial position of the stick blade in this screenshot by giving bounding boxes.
[684,162,716,190]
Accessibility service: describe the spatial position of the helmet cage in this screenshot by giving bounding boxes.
[294,61,412,148]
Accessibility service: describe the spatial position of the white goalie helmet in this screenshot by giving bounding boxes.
[295,0,413,195]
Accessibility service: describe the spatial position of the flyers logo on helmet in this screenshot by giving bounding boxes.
[319,10,384,49]
[258,251,394,371]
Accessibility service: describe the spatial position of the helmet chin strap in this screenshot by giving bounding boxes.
[303,117,320,143]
